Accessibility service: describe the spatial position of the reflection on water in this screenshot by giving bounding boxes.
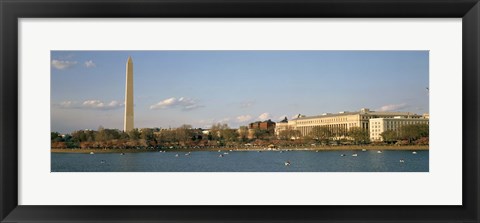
[51,150,429,172]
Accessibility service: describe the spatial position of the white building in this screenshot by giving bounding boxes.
[369,116,429,142]
[275,108,424,139]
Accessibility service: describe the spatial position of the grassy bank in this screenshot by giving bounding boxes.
[51,145,428,154]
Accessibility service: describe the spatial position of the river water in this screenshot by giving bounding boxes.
[51,150,428,172]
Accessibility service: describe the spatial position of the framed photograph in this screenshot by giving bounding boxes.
[1,0,479,222]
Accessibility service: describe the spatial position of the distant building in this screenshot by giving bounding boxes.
[247,119,276,139]
[248,119,276,131]
[274,117,289,136]
[422,113,430,119]
[275,108,425,139]
[369,117,429,142]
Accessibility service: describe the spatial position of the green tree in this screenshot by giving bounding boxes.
[221,128,239,143]
[252,129,270,140]
[348,127,369,144]
[209,123,220,140]
[210,123,229,140]
[157,129,177,144]
[399,124,429,143]
[86,130,96,142]
[128,128,141,140]
[71,130,95,142]
[51,132,63,142]
[96,126,107,141]
[380,129,398,143]
[175,124,194,144]
[309,126,332,143]
[238,126,249,142]
[104,129,121,140]
[140,128,154,141]
[278,127,301,140]
[119,131,130,140]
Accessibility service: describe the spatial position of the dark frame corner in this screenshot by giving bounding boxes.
[1,0,479,222]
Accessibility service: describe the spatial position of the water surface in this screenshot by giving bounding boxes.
[51,150,428,172]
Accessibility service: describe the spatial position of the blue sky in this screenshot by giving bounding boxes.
[51,51,429,134]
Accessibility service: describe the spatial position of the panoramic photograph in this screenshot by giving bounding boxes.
[51,50,429,172]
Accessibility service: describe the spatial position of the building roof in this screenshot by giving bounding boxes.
[294,110,420,120]
[278,117,288,123]
[250,119,275,124]
[370,117,429,121]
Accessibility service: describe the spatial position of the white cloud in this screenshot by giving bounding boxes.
[84,60,96,68]
[377,103,408,112]
[257,112,271,120]
[150,97,176,109]
[59,101,76,108]
[150,97,203,111]
[51,60,77,70]
[83,100,105,108]
[236,115,252,123]
[82,100,124,110]
[56,100,124,110]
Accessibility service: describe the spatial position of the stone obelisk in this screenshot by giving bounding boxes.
[124,56,134,132]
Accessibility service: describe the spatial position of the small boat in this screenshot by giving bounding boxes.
[175,154,179,157]
[223,152,229,155]
[284,161,291,166]
[219,154,223,158]
[279,151,283,153]
[89,152,94,155]
[362,149,367,152]
[185,153,190,156]
[315,150,319,153]
[352,153,358,157]
[399,159,405,163]
[218,150,221,152]
[412,151,417,154]
[100,160,106,164]
[120,153,125,155]
[340,154,346,157]
[377,151,382,154]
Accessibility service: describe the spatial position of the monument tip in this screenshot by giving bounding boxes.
[127,56,132,63]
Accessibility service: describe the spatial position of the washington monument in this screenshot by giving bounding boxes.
[124,56,134,132]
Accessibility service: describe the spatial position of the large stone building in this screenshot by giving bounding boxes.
[275,117,289,134]
[369,117,429,142]
[275,108,427,139]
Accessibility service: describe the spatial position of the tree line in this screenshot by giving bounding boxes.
[51,124,247,149]
[51,123,428,150]
[265,124,427,145]
[379,123,428,145]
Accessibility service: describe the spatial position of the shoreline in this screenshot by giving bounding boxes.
[51,145,429,154]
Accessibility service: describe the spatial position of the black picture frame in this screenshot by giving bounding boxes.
[1,0,479,222]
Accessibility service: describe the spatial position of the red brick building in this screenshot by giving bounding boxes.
[248,119,276,131]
